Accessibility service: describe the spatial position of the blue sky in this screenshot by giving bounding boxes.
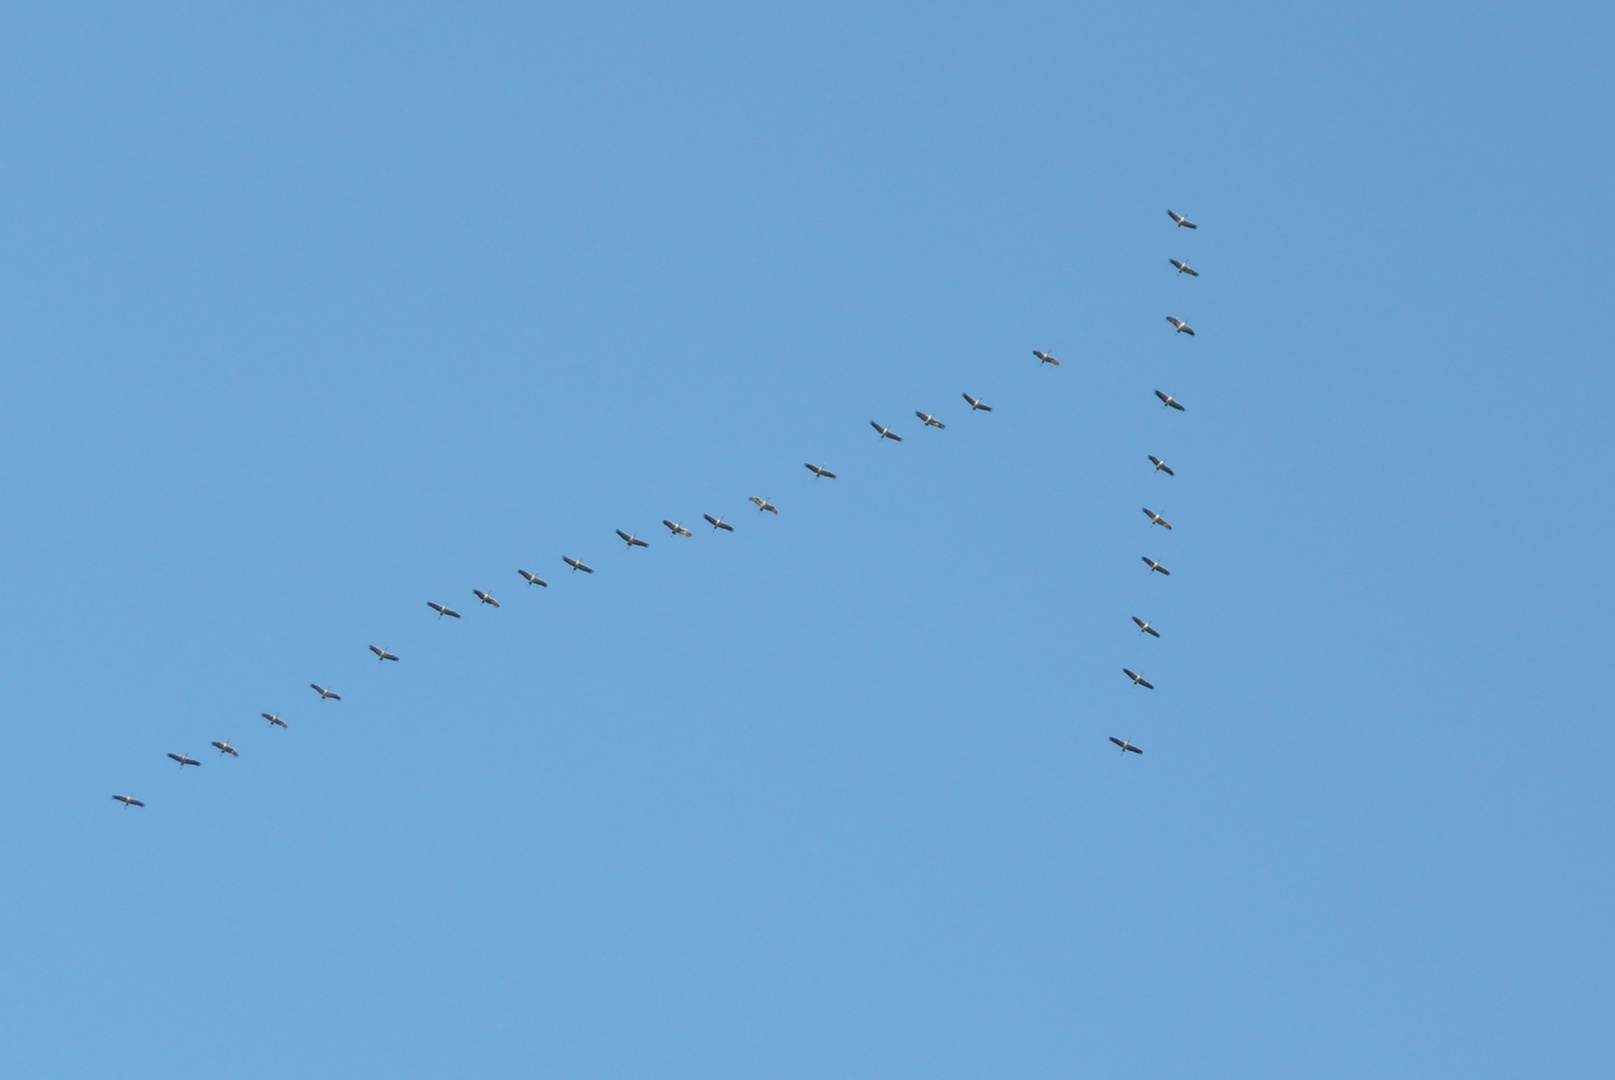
[1,3,1611,1076]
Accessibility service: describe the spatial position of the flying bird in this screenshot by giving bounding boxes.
[112,794,145,808]
[1154,390,1186,411]
[1166,316,1195,336]
[310,683,341,701]
[1170,259,1199,276]
[263,712,288,729]
[663,520,692,537]
[915,411,945,429]
[615,530,649,549]
[1033,350,1060,366]
[870,421,903,441]
[428,602,461,619]
[563,556,594,574]
[1167,209,1197,229]
[804,463,837,479]
[518,570,548,587]
[1141,557,1171,576]
[1123,668,1155,690]
[1142,508,1173,530]
[1109,736,1144,755]
[1132,616,1161,638]
[370,645,399,663]
[168,753,201,768]
[212,741,239,757]
[473,590,500,607]
[704,514,735,532]
[1148,455,1175,476]
[748,497,778,515]
[961,393,993,412]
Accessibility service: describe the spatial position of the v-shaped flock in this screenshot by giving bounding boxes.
[110,209,1207,810]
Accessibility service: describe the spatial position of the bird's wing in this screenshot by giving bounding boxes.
[1183,326,1195,336]
[1109,737,1126,748]
[823,469,837,478]
[1127,743,1144,753]
[329,692,342,700]
[704,514,718,524]
[1146,626,1160,637]
[632,538,647,547]
[720,521,734,531]
[1168,209,1181,223]
[616,530,630,541]
[1140,679,1154,690]
[1132,617,1145,628]
[1162,464,1175,475]
[889,433,903,441]
[869,421,882,433]
[1155,390,1168,402]
[1170,400,1185,410]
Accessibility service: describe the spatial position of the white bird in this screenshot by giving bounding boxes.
[1141,557,1171,576]
[1109,736,1144,755]
[310,683,341,701]
[704,514,735,532]
[915,411,945,429]
[1123,668,1155,690]
[804,463,837,479]
[1142,508,1173,530]
[1170,259,1199,276]
[870,421,903,441]
[473,589,500,607]
[1167,209,1197,229]
[616,529,649,549]
[428,602,461,619]
[961,392,993,412]
[168,752,201,768]
[262,712,288,729]
[370,645,399,662]
[112,794,145,808]
[663,520,692,537]
[1148,455,1175,476]
[1033,350,1060,366]
[1132,616,1161,638]
[212,741,239,757]
[518,569,548,587]
[1154,390,1186,412]
[748,497,778,515]
[1166,316,1195,336]
[563,556,594,574]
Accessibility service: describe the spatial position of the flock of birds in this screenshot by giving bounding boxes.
[109,208,1205,810]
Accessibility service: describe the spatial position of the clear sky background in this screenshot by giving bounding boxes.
[0,3,1610,1077]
